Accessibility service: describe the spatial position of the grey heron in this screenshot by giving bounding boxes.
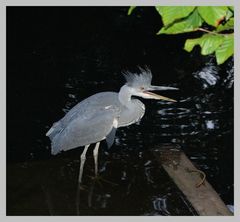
[46,68,178,184]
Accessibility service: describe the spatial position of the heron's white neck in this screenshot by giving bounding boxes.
[118,85,134,107]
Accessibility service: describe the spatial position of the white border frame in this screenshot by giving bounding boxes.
[1,0,239,221]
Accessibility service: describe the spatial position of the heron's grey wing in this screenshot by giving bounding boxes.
[46,92,120,138]
[106,127,117,148]
[60,92,120,126]
[46,92,122,154]
[51,107,120,155]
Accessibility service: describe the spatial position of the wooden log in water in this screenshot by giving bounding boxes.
[153,144,233,216]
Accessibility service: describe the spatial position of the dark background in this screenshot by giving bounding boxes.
[7,7,233,215]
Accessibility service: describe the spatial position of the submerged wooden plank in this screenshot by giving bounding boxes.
[153,144,233,216]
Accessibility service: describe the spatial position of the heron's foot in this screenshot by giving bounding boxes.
[88,175,118,187]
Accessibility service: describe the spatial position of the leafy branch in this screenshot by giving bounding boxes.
[128,6,234,65]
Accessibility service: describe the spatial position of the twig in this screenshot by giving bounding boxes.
[196,28,219,35]
[196,27,233,36]
[186,168,206,188]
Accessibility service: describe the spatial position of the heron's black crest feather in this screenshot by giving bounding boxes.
[123,67,152,88]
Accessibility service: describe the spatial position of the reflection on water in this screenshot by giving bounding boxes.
[193,60,219,88]
[152,197,170,215]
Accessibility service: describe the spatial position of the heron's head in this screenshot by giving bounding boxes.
[123,68,178,102]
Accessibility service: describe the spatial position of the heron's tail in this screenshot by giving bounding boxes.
[46,121,63,155]
[46,121,62,139]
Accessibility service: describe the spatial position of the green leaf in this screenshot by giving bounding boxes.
[184,34,224,55]
[216,18,234,32]
[225,9,233,20]
[228,6,234,12]
[215,34,234,64]
[197,6,228,27]
[157,9,202,35]
[128,6,136,15]
[155,6,195,26]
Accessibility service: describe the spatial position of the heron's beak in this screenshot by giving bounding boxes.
[149,85,179,91]
[143,91,177,102]
[143,85,178,102]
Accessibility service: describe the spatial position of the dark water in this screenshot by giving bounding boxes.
[7,7,233,215]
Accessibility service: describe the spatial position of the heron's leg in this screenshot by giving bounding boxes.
[93,142,100,177]
[78,144,90,184]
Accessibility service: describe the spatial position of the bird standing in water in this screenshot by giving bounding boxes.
[46,68,178,184]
